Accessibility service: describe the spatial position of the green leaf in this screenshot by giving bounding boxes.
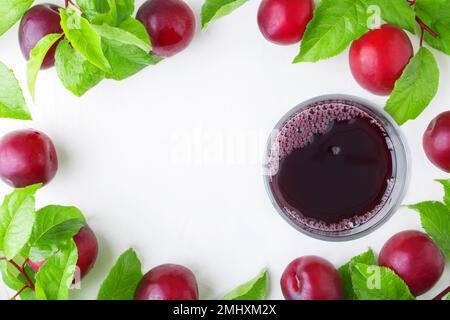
[363,0,416,33]
[436,179,450,209]
[445,293,450,300]
[113,0,134,25]
[0,184,40,259]
[293,0,369,63]
[101,38,161,81]
[385,47,439,125]
[223,269,268,300]
[201,0,248,30]
[23,263,36,284]
[77,0,134,26]
[76,0,110,12]
[77,0,117,26]
[35,240,78,300]
[408,201,450,259]
[424,20,450,55]
[0,0,34,36]
[0,251,36,299]
[0,61,32,120]
[90,22,160,80]
[350,263,415,300]
[0,260,36,300]
[119,17,151,45]
[338,248,377,300]
[55,39,105,97]
[27,33,63,100]
[59,6,111,72]
[18,287,37,300]
[28,205,86,261]
[0,259,26,291]
[416,0,450,55]
[92,24,151,52]
[97,248,143,300]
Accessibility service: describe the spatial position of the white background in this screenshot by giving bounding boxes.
[0,0,449,300]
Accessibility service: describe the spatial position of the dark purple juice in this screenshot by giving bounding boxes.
[267,100,395,232]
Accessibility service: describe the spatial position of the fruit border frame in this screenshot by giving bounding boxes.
[0,0,449,301]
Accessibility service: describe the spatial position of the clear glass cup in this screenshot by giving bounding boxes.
[263,94,410,241]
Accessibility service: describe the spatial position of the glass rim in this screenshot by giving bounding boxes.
[263,94,411,242]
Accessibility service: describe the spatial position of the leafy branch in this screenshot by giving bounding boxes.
[0,185,86,300]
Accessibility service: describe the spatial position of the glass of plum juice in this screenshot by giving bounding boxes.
[264,95,409,241]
